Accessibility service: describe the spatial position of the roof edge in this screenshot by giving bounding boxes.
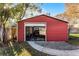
[18,14,68,23]
[41,14,68,23]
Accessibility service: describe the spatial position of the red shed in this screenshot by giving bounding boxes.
[17,15,68,42]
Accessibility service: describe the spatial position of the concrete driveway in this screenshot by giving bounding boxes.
[27,41,79,56]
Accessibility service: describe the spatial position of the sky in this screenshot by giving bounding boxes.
[23,3,65,19]
[40,3,65,16]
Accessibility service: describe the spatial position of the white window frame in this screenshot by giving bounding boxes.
[24,22,47,41]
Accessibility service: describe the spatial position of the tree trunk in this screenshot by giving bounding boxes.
[0,24,3,42]
[2,24,7,44]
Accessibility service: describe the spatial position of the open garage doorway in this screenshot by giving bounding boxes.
[25,23,46,41]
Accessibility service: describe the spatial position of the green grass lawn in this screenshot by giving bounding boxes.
[69,34,79,38]
[68,34,79,45]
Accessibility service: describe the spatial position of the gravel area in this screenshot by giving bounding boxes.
[34,41,79,50]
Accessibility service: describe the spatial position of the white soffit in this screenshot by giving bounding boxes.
[24,23,46,26]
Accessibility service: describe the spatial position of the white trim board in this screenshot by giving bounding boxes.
[24,22,47,41]
[25,23,46,26]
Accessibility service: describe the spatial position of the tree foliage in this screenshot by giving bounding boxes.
[0,3,41,43]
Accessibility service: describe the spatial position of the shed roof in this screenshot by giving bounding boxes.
[18,14,68,23]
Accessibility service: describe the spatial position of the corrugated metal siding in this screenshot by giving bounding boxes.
[18,15,68,42]
[18,22,24,42]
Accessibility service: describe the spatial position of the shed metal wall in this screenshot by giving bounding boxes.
[18,15,68,42]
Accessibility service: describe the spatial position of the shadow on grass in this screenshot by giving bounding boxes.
[3,41,22,56]
[67,36,79,45]
[3,41,51,56]
[69,36,79,40]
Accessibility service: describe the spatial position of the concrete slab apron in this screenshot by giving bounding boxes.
[27,41,79,56]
